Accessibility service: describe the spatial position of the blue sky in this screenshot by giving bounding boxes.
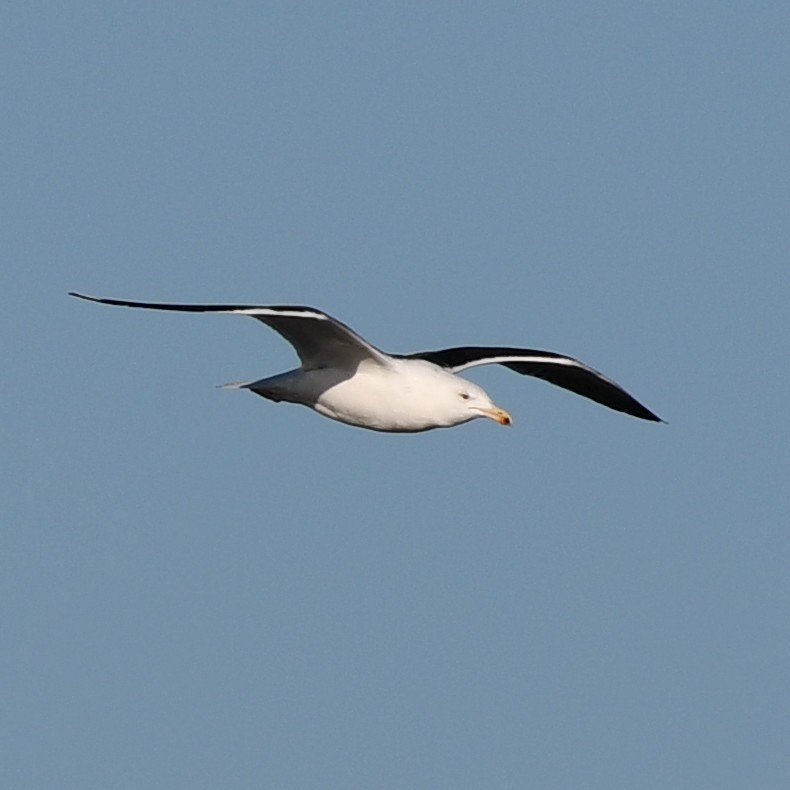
[3,3,789,788]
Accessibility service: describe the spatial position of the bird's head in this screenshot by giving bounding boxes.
[455,380,513,427]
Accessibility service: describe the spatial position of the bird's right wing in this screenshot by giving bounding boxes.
[68,293,392,370]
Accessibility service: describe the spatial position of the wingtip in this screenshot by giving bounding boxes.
[638,409,664,423]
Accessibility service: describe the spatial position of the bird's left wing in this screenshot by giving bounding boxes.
[69,293,392,370]
[403,346,662,422]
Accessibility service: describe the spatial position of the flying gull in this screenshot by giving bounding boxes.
[69,292,662,432]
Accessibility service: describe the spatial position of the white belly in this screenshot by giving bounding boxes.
[307,362,469,433]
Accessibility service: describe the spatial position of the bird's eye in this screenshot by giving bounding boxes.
[460,392,470,400]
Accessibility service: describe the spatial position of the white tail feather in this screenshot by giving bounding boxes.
[217,380,251,390]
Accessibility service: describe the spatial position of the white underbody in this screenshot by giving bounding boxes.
[245,358,491,432]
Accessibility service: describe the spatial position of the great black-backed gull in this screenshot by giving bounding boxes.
[69,292,662,432]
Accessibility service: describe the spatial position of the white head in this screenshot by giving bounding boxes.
[456,378,512,426]
[343,359,514,432]
[431,374,512,428]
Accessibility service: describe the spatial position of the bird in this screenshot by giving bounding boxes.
[69,292,662,432]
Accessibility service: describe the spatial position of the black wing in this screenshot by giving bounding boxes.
[68,292,391,369]
[404,346,662,422]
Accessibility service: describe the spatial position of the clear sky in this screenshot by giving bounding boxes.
[3,3,789,788]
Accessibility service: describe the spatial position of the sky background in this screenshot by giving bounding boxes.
[3,2,789,788]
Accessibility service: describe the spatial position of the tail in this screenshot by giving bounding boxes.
[217,380,252,390]
[219,375,287,403]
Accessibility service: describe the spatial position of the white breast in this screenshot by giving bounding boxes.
[309,359,469,432]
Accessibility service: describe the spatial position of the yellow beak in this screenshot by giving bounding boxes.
[481,406,513,426]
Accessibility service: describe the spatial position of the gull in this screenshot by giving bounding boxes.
[69,292,662,432]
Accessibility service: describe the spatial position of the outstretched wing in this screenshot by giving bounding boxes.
[69,292,391,370]
[404,346,662,422]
